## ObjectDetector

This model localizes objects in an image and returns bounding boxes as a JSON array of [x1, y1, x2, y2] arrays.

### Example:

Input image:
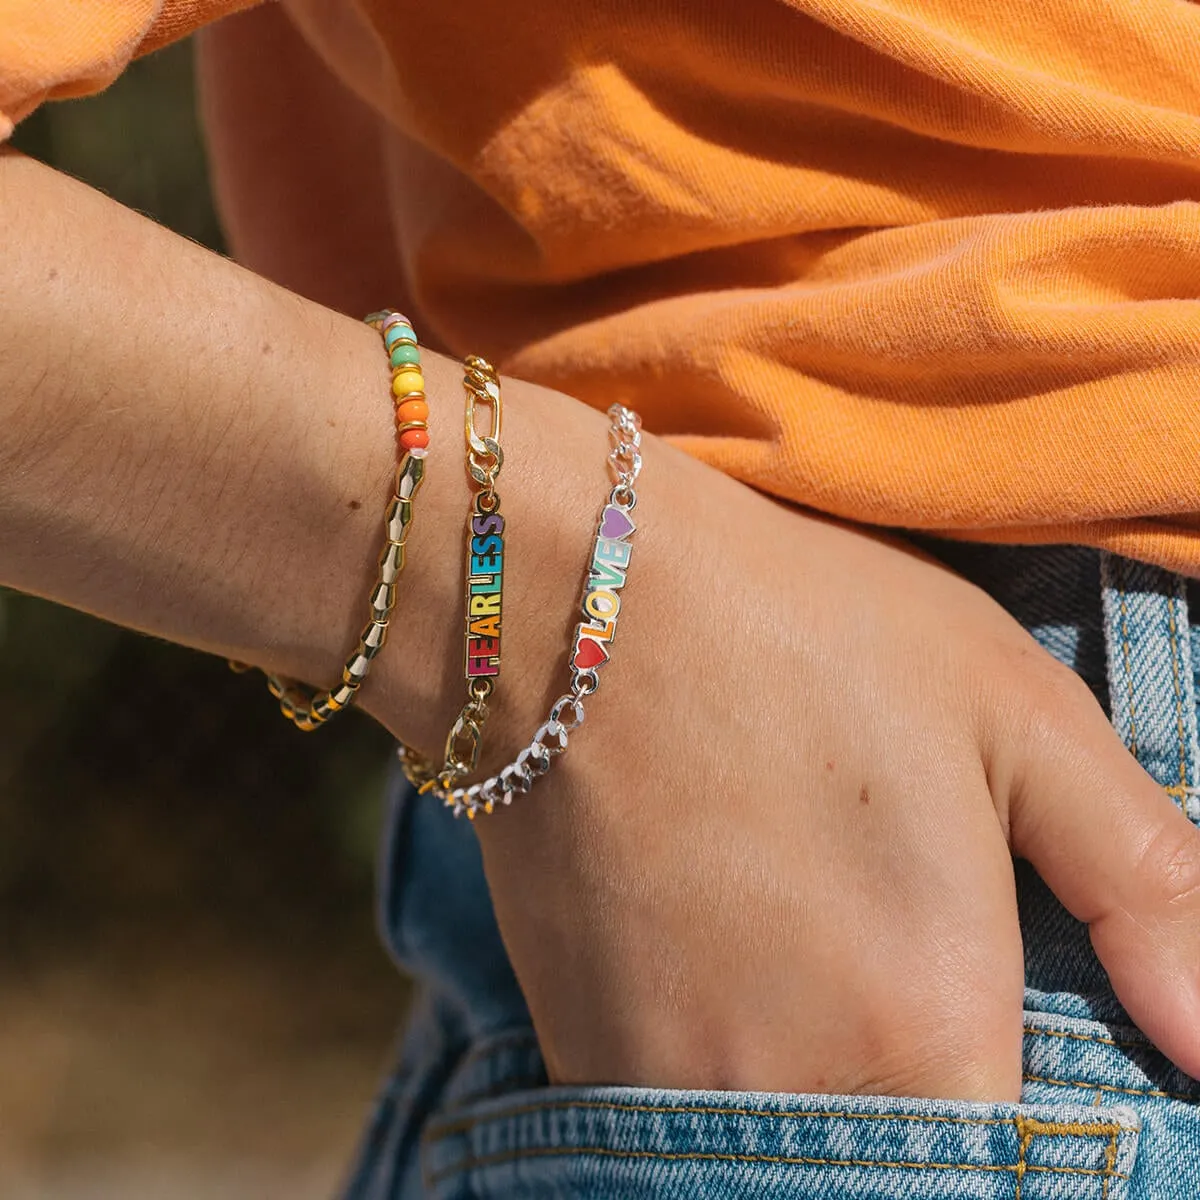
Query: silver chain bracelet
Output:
[[399, 402, 643, 818]]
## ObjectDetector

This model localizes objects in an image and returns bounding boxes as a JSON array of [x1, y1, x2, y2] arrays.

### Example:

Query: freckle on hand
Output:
[[347, 499, 361, 510], [859, 784, 870, 806], [825, 760, 835, 771]]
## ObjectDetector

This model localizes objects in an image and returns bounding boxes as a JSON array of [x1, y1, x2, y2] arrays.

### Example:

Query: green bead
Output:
[[389, 343, 421, 368], [384, 323, 416, 348]]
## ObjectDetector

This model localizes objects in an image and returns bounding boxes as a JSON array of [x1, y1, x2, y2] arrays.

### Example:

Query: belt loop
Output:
[[1099, 551, 1200, 822]]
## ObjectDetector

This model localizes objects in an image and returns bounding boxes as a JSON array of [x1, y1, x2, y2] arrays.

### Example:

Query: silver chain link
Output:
[[607, 403, 643, 508], [406, 403, 643, 818]]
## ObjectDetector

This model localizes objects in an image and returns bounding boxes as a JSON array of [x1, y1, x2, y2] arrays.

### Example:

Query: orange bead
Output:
[[399, 428, 430, 451], [397, 398, 429, 425]]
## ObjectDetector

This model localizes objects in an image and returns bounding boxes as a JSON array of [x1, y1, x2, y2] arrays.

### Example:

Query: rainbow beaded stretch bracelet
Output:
[[375, 310, 432, 454], [231, 309, 430, 730], [399, 403, 643, 817]]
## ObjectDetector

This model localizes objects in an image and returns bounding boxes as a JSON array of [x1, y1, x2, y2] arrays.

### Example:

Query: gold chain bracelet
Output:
[[230, 310, 430, 730], [402, 355, 504, 788]]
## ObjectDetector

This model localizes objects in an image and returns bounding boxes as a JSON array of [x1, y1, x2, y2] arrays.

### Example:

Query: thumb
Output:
[[988, 661, 1200, 1080]]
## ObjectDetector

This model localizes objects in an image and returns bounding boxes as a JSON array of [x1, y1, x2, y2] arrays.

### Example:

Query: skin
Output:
[[2, 6, 1199, 1107]]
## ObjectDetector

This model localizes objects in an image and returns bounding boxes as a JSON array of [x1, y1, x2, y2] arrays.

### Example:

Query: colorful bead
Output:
[[389, 343, 421, 368], [384, 323, 417, 349], [392, 369, 424, 397], [400, 428, 430, 451], [397, 398, 429, 425]]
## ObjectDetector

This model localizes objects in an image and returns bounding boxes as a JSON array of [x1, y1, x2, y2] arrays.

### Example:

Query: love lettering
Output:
[[466, 511, 504, 677], [572, 504, 636, 673]]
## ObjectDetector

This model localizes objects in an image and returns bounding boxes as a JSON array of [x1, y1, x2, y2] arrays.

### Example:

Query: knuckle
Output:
[[1138, 824, 1200, 910], [996, 649, 1102, 746], [1024, 655, 1100, 715], [972, 644, 1105, 800]]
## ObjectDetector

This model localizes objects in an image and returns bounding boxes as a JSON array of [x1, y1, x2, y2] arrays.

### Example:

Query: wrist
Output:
[[0, 151, 624, 764], [361, 357, 616, 765]]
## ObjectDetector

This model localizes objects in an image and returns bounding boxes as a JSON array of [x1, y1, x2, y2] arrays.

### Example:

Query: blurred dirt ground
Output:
[[0, 938, 406, 1199], [2, 39, 412, 1199]]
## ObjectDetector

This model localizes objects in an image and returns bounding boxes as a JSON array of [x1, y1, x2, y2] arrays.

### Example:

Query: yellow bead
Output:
[[392, 369, 424, 397]]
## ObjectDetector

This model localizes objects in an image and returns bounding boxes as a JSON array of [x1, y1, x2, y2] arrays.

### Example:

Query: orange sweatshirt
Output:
[[7, 0, 1200, 577]]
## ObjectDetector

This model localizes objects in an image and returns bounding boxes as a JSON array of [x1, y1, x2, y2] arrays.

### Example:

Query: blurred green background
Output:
[[2, 39, 409, 1200]]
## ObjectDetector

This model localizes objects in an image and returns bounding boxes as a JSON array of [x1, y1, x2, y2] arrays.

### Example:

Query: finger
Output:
[[987, 661, 1200, 1079]]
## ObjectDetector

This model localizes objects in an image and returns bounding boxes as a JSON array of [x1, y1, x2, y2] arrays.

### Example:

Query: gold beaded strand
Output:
[[230, 309, 429, 729]]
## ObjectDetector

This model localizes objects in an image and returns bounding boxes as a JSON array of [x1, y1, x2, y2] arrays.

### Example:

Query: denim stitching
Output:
[[1017, 1116, 1128, 1138], [1014, 1113, 1136, 1200], [1100, 1128, 1118, 1200], [1116, 558, 1140, 761], [428, 1099, 1136, 1141], [425, 1145, 1132, 1187], [1167, 578, 1188, 796], [1023, 1072, 1196, 1101], [1022, 1026, 1148, 1051], [431, 1100, 1024, 1138], [1013, 1121, 1031, 1200]]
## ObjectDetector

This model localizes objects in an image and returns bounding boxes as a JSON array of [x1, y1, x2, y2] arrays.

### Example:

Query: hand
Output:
[[474, 433, 1200, 1102]]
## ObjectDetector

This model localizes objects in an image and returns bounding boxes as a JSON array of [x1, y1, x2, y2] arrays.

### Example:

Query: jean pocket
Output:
[[1021, 996, 1200, 1199], [420, 1035, 1142, 1199]]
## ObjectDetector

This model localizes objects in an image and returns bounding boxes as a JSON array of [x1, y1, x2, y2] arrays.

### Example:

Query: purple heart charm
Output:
[[598, 505, 636, 541]]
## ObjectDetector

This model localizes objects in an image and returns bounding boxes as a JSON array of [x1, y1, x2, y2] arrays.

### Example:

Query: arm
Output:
[[6, 144, 1200, 1104], [0, 145, 598, 763]]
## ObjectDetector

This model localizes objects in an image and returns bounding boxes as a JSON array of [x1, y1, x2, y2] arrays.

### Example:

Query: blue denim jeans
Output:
[[342, 543, 1200, 1198]]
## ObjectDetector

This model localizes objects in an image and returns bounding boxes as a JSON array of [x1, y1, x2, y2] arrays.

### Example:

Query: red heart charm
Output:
[[573, 637, 609, 671]]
